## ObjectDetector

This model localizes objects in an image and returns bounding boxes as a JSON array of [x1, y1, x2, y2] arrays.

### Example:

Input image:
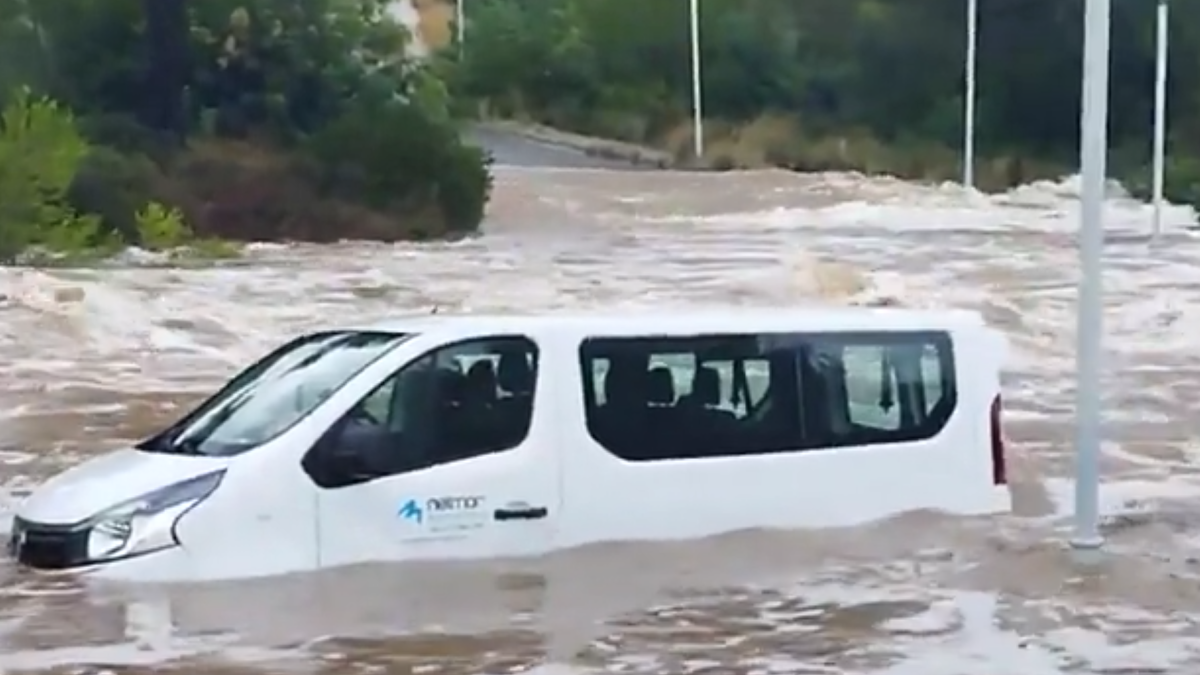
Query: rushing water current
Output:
[[2, 158, 1200, 674]]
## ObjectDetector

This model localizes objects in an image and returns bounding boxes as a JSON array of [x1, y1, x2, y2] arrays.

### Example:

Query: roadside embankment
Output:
[[469, 121, 673, 170]]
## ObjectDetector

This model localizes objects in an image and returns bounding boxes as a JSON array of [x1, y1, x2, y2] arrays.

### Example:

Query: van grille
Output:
[[9, 518, 90, 570]]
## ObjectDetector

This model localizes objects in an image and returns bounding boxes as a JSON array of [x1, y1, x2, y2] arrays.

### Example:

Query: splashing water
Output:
[[1, 166, 1200, 673]]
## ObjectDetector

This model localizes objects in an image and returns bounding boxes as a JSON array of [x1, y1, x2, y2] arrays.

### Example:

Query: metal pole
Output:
[[456, 0, 465, 53], [963, 0, 978, 188], [689, 0, 703, 158], [1071, 0, 1110, 563], [1151, 0, 1169, 240]]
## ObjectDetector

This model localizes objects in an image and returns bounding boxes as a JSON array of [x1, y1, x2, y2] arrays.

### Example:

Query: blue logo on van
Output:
[[398, 499, 424, 524]]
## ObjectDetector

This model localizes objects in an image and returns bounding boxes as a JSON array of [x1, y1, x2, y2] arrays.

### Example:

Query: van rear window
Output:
[[578, 331, 955, 462]]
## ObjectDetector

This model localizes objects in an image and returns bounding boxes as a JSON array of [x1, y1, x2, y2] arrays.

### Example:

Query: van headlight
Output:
[[86, 470, 225, 562]]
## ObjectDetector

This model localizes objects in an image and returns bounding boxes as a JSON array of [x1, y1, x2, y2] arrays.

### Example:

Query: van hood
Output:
[[16, 448, 232, 525]]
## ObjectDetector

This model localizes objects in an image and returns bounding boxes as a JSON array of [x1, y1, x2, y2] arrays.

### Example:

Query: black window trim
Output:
[[807, 330, 957, 443], [578, 329, 957, 463], [302, 333, 541, 488]]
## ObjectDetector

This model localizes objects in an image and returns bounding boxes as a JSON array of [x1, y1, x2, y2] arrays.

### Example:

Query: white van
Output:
[[8, 308, 1011, 581]]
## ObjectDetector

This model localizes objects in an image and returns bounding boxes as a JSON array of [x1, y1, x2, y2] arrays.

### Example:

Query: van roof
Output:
[[353, 306, 985, 337]]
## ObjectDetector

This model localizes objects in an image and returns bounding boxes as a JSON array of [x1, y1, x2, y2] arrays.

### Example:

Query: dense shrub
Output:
[[307, 101, 493, 238], [161, 139, 398, 243], [76, 114, 180, 165], [66, 146, 164, 245], [0, 0, 493, 262]]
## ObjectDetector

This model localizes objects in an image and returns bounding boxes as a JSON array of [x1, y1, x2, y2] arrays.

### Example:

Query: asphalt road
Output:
[[464, 125, 651, 169]]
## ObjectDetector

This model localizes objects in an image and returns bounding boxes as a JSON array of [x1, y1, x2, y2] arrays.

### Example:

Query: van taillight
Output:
[[990, 394, 1007, 485]]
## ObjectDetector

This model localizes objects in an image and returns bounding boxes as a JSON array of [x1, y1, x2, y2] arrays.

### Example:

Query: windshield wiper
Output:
[[168, 437, 205, 456]]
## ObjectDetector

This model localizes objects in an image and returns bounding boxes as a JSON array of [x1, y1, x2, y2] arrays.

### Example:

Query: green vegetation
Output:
[[0, 0, 492, 264], [445, 0, 1200, 202]]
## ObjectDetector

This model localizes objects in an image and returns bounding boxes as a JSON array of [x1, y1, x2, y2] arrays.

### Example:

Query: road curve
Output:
[[464, 125, 655, 170]]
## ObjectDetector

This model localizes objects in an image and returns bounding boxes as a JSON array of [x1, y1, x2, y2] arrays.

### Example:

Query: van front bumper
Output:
[[8, 516, 195, 581], [8, 517, 91, 570]]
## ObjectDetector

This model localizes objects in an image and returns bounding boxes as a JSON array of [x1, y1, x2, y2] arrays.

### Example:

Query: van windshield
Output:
[[141, 331, 410, 457]]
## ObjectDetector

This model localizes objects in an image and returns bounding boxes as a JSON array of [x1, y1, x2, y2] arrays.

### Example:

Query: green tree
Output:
[[0, 0, 494, 261], [185, 0, 417, 138], [450, 0, 1200, 201], [0, 89, 99, 262]]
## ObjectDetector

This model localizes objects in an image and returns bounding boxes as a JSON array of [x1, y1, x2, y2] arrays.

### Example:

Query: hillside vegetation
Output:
[[432, 0, 1200, 203], [0, 0, 492, 263]]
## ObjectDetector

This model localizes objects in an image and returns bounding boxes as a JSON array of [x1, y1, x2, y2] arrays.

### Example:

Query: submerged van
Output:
[[8, 308, 1011, 581]]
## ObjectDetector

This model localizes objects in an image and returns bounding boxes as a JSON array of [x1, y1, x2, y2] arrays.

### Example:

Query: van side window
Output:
[[578, 331, 955, 462], [841, 345, 901, 430], [302, 335, 539, 488]]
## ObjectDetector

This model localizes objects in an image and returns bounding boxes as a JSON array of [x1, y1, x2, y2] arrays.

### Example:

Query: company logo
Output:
[[427, 496, 482, 512], [396, 495, 485, 533], [398, 499, 424, 524]]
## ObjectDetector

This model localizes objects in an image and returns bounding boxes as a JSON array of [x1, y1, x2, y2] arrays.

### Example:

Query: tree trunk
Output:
[[142, 0, 189, 140]]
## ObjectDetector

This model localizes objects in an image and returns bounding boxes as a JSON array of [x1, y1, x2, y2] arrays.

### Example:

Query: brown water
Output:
[[2, 167, 1200, 673]]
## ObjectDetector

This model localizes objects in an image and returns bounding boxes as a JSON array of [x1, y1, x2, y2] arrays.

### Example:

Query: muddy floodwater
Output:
[[2, 156, 1200, 673]]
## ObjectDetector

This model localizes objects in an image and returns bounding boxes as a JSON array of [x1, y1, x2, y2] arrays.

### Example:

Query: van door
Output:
[[303, 335, 560, 567]]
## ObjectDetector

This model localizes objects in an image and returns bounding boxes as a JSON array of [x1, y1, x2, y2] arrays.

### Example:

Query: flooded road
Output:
[[2, 142, 1200, 673]]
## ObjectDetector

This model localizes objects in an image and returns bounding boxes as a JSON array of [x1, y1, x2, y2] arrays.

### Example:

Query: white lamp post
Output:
[[963, 0, 978, 188], [1151, 0, 1169, 239], [456, 0, 464, 53], [688, 0, 703, 158], [1071, 0, 1111, 563]]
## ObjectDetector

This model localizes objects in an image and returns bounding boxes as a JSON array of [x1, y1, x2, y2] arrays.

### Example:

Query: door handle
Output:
[[494, 506, 548, 521]]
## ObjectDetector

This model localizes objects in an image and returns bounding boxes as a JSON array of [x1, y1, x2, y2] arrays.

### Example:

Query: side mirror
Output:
[[316, 416, 351, 455], [302, 415, 363, 489]]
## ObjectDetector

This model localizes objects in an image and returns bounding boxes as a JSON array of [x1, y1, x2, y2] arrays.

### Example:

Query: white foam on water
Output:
[[0, 639, 303, 671], [3, 169, 1200, 670], [862, 591, 1200, 675], [1039, 476, 1200, 521], [522, 583, 1200, 674], [651, 173, 1196, 234]]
